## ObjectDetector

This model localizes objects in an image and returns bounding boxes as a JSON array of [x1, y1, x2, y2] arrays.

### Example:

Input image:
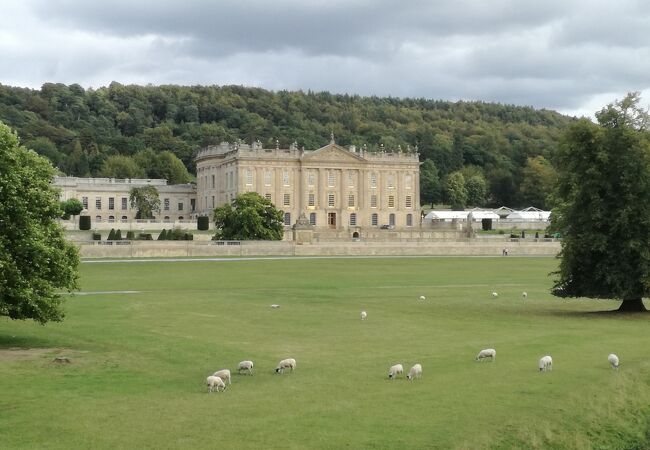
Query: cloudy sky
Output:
[[2, 0, 650, 117]]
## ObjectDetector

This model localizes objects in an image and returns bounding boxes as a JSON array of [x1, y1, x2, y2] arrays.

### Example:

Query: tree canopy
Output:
[[0, 121, 79, 324], [129, 185, 161, 219], [0, 82, 573, 207], [213, 192, 284, 240], [551, 93, 650, 311]]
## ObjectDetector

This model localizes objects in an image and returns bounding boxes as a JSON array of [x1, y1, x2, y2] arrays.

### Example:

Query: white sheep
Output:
[[492, 292, 498, 298], [360, 311, 367, 320], [388, 363, 404, 379], [538, 355, 553, 372], [270, 304, 280, 309], [476, 348, 496, 362], [212, 369, 232, 385], [406, 363, 422, 380], [522, 292, 528, 299], [238, 360, 254, 375], [608, 353, 620, 370], [206, 375, 226, 393], [419, 295, 426, 300], [275, 358, 296, 373]]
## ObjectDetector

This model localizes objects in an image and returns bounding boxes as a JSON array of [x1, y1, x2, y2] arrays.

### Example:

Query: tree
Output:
[[420, 159, 441, 207], [0, 122, 79, 324], [129, 185, 160, 219], [551, 93, 650, 311], [465, 174, 487, 207], [519, 156, 556, 209], [444, 171, 468, 209], [61, 198, 84, 222], [213, 192, 284, 240], [99, 155, 146, 179]]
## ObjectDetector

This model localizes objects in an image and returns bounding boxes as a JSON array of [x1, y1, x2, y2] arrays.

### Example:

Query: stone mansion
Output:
[[54, 138, 421, 232]]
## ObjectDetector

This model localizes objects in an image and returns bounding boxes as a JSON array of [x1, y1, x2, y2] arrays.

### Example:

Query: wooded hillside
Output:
[[0, 82, 573, 207]]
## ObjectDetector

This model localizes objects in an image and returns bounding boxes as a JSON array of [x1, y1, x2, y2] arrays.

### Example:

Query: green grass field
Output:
[[2, 257, 650, 449]]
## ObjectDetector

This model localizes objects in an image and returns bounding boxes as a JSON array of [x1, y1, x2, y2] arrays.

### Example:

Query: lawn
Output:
[[1, 257, 650, 449]]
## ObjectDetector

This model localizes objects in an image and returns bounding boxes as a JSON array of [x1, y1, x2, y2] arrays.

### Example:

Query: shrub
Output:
[[107, 228, 116, 240], [481, 218, 492, 231], [535, 232, 540, 239], [115, 229, 122, 240], [92, 232, 101, 241], [184, 233, 194, 241], [79, 215, 91, 230], [126, 231, 135, 240], [158, 229, 167, 240], [138, 233, 153, 240], [498, 230, 505, 235], [521, 230, 526, 238], [197, 216, 210, 231]]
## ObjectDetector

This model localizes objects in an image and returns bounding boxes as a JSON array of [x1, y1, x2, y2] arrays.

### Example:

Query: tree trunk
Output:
[[617, 298, 647, 312]]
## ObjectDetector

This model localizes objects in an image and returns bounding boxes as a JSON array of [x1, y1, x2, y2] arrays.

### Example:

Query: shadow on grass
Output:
[[0, 333, 60, 349]]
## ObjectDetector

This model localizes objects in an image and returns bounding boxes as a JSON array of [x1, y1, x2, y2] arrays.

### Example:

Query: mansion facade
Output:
[[53, 138, 421, 232], [195, 138, 421, 230]]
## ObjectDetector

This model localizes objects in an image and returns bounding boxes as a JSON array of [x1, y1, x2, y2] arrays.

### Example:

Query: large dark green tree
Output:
[[213, 192, 284, 240], [129, 185, 161, 219], [419, 159, 441, 207], [0, 122, 79, 324], [551, 93, 650, 311]]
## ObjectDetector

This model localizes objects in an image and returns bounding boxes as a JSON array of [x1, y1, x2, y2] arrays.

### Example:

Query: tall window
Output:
[[164, 198, 170, 211], [387, 175, 395, 189], [371, 213, 378, 226], [328, 171, 335, 187], [121, 197, 127, 210], [211, 196, 215, 208], [284, 212, 291, 225], [283, 171, 290, 186], [405, 174, 413, 189], [406, 213, 413, 227], [348, 171, 355, 187], [349, 213, 357, 226], [328, 193, 335, 207], [246, 169, 253, 185], [307, 172, 315, 187], [264, 171, 272, 186], [108, 197, 115, 210], [95, 197, 101, 210], [348, 194, 355, 207], [389, 213, 396, 226], [308, 193, 315, 207], [265, 193, 272, 201], [405, 196, 412, 208], [309, 212, 316, 225], [370, 173, 377, 189], [283, 193, 291, 207], [388, 195, 395, 208], [178, 202, 184, 211], [82, 196, 88, 209], [371, 194, 377, 208], [211, 174, 215, 189]]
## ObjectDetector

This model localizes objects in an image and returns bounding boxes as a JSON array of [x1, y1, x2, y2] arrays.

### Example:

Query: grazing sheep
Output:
[[608, 354, 620, 370], [238, 360, 254, 375], [406, 363, 422, 380], [538, 355, 553, 372], [206, 375, 226, 393], [360, 311, 367, 320], [419, 295, 426, 300], [212, 369, 232, 385], [522, 292, 528, 299], [270, 304, 280, 309], [388, 363, 404, 379], [275, 358, 296, 373], [476, 348, 496, 362], [492, 292, 498, 298]]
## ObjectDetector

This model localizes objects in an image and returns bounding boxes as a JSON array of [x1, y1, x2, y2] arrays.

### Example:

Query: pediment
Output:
[[302, 143, 366, 164]]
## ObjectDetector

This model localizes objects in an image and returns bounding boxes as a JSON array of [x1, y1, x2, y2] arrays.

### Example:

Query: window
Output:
[[164, 216, 170, 221], [95, 197, 101, 210], [348, 171, 355, 187], [283, 171, 290, 186], [371, 194, 377, 208], [307, 172, 315, 187], [164, 198, 170, 211], [389, 213, 396, 226], [264, 171, 272, 186], [82, 196, 88, 209], [388, 195, 395, 208], [406, 213, 413, 227], [371, 213, 378, 226], [108, 197, 115, 210], [309, 212, 316, 225], [211, 174, 215, 189], [388, 175, 395, 189], [211, 196, 215, 208], [405, 196, 412, 208], [308, 193, 315, 207], [283, 193, 290, 207], [121, 216, 128, 221], [370, 173, 377, 189], [328, 171, 335, 187], [178, 202, 184, 211], [265, 193, 272, 201], [121, 197, 127, 210], [246, 169, 253, 186], [95, 215, 102, 221], [284, 212, 291, 225], [350, 213, 357, 226], [348, 194, 355, 207], [108, 215, 115, 221], [328, 193, 335, 207], [405, 174, 413, 189], [228, 172, 233, 189]]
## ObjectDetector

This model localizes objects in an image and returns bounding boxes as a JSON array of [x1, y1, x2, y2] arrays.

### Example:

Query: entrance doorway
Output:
[[327, 212, 337, 228]]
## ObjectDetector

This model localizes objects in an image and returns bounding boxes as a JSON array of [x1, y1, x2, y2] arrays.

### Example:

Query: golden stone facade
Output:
[[195, 139, 421, 231]]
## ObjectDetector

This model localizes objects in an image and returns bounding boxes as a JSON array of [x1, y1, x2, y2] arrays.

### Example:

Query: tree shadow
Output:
[[0, 333, 60, 349]]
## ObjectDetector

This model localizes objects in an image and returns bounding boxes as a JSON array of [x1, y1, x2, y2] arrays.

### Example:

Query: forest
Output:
[[0, 82, 573, 208]]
